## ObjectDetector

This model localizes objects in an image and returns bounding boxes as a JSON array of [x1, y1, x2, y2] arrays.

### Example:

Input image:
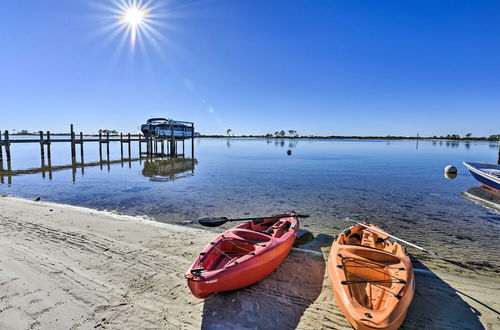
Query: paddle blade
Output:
[[198, 217, 228, 227]]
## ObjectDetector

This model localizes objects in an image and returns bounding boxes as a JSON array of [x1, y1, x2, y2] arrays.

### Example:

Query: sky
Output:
[[0, 0, 499, 137]]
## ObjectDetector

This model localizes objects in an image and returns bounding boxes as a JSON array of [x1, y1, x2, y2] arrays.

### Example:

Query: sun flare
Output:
[[117, 2, 151, 47], [122, 7, 147, 27]]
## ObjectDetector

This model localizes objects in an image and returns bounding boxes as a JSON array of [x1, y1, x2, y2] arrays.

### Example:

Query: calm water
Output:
[[1, 138, 499, 274]]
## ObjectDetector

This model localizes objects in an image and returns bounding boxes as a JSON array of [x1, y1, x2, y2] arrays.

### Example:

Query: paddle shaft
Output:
[[343, 217, 441, 258], [220, 214, 304, 223]]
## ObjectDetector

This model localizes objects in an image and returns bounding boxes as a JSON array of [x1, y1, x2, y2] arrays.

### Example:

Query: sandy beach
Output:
[[0, 196, 498, 329]]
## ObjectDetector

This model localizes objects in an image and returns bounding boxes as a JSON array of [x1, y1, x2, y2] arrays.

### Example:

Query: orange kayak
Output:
[[185, 212, 299, 298], [328, 222, 415, 330]]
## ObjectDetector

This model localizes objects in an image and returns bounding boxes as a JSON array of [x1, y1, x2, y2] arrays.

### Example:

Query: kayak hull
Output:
[[186, 213, 299, 298], [328, 223, 415, 330]]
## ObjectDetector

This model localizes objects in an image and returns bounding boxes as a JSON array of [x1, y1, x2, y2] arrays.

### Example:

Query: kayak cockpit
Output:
[[198, 236, 260, 272], [337, 248, 406, 311]]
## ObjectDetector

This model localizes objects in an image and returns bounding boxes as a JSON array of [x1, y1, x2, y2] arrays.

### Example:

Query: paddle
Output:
[[198, 213, 310, 227], [341, 217, 472, 270]]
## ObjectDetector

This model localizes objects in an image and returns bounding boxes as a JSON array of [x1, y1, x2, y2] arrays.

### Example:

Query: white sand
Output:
[[0, 196, 498, 329]]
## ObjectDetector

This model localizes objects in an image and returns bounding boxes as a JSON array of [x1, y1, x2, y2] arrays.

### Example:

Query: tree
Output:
[[227, 129, 232, 137], [465, 133, 472, 138], [288, 130, 296, 137], [488, 134, 500, 141], [279, 130, 286, 137]]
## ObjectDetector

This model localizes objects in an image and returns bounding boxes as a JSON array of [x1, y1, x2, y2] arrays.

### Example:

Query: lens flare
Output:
[[119, 2, 149, 46]]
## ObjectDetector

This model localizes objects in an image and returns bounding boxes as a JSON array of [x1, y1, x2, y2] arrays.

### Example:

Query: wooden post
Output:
[[81, 134, 85, 175], [139, 135, 142, 157], [39, 131, 45, 159], [46, 131, 52, 161], [170, 122, 175, 156], [161, 140, 164, 156], [128, 133, 131, 158], [191, 123, 195, 159], [99, 131, 103, 160], [47, 131, 52, 180], [106, 132, 110, 158], [5, 130, 11, 162], [39, 131, 45, 178], [70, 124, 76, 160], [79, 132, 84, 164], [182, 139, 185, 157], [0, 131, 3, 168], [120, 133, 124, 158]]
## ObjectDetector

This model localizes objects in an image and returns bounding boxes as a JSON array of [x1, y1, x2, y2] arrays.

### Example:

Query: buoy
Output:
[[287, 149, 292, 156], [444, 165, 457, 174], [444, 165, 457, 179], [444, 172, 457, 179]]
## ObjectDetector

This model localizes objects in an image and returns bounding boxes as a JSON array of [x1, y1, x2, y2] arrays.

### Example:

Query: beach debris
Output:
[[34, 196, 41, 202]]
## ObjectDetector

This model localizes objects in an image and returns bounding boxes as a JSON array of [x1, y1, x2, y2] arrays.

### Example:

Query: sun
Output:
[[122, 6, 147, 27], [94, 0, 175, 55], [118, 2, 151, 47]]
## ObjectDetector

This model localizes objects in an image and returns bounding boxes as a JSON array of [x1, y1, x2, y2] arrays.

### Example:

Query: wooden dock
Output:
[[0, 124, 196, 184]]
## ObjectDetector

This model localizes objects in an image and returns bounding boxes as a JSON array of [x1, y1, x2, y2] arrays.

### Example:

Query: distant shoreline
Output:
[[7, 133, 499, 142], [199, 135, 500, 142]]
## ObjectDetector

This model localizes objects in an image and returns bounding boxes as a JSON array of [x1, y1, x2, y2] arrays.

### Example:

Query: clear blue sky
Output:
[[0, 0, 499, 136]]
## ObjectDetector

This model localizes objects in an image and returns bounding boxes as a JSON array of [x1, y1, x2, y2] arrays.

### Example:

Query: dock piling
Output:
[[5, 130, 11, 163], [0, 131, 3, 168], [106, 132, 110, 159], [98, 132, 103, 160], [70, 124, 76, 160], [120, 133, 124, 158], [138, 136, 142, 157], [191, 123, 195, 159], [46, 131, 52, 161], [79, 132, 84, 165], [128, 133, 131, 158]]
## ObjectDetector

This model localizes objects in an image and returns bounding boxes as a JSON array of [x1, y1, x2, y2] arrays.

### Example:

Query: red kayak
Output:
[[185, 212, 299, 298]]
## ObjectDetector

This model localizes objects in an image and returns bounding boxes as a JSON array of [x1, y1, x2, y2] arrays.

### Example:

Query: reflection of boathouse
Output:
[[142, 158, 197, 182]]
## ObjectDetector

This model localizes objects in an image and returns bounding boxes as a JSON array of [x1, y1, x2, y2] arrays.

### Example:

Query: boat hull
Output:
[[186, 213, 299, 298], [463, 162, 500, 191]]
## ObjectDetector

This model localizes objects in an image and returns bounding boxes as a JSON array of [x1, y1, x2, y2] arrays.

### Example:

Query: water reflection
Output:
[[142, 158, 197, 182], [461, 186, 500, 213]]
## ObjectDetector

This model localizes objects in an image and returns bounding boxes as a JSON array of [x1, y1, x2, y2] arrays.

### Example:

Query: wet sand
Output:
[[0, 196, 498, 329]]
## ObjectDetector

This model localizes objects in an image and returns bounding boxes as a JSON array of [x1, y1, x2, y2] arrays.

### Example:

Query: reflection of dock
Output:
[[0, 123, 197, 185], [0, 155, 197, 185], [0, 123, 195, 178], [461, 186, 500, 213], [141, 158, 198, 182]]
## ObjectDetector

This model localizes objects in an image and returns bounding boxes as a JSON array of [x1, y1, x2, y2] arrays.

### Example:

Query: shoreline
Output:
[[0, 196, 498, 329]]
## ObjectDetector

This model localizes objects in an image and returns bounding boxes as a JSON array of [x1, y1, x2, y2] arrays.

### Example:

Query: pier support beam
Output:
[[5, 130, 11, 163], [128, 133, 131, 158], [0, 131, 3, 169], [70, 124, 76, 160], [191, 123, 195, 159]]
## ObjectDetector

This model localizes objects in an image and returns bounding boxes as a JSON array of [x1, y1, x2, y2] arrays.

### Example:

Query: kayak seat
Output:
[[265, 220, 289, 238], [229, 229, 272, 243], [349, 233, 361, 242]]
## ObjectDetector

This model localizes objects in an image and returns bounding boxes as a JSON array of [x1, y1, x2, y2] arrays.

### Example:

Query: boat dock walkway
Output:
[[0, 124, 195, 184]]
